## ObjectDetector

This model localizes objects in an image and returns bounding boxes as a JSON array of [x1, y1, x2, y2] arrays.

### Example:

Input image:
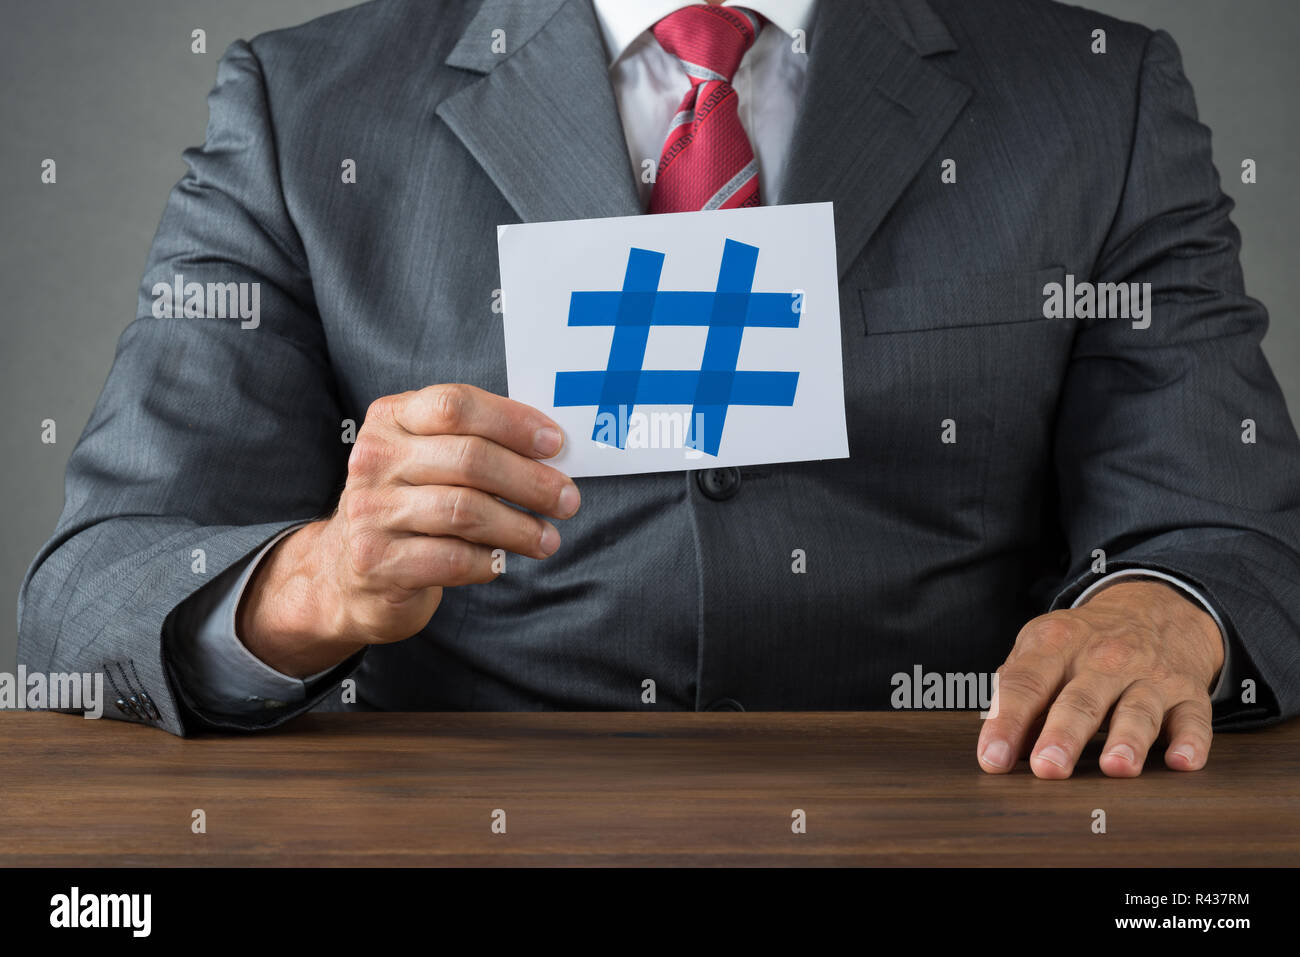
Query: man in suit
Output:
[[18, 0, 1300, 779]]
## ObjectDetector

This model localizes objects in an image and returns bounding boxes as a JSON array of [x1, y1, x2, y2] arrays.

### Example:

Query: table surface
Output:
[[2, 711, 1296, 866]]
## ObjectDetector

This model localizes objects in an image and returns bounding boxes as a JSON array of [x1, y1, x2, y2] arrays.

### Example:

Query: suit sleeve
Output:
[[17, 40, 361, 736], [1050, 29, 1300, 728], [166, 522, 348, 721]]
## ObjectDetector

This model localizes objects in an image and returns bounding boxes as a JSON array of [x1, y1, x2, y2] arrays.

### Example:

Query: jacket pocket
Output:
[[858, 266, 1066, 335]]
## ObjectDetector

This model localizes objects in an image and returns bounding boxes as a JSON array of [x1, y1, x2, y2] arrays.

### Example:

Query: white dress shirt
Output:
[[169, 0, 1233, 717]]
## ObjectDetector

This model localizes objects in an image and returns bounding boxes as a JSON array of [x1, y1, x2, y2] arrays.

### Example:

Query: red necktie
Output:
[[649, 4, 765, 214]]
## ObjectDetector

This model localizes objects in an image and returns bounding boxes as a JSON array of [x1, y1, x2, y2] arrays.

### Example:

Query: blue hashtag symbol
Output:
[[553, 239, 800, 457]]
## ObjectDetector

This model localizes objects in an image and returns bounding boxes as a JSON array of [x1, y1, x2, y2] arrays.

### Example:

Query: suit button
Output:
[[696, 467, 741, 501], [705, 697, 745, 711]]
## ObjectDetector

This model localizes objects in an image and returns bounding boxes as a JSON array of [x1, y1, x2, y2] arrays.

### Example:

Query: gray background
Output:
[[3, 0, 1297, 669]]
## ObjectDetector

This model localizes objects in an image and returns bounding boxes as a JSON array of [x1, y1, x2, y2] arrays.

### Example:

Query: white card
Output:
[[497, 202, 849, 478]]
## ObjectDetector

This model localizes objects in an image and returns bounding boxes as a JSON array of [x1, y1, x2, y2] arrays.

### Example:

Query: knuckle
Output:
[[998, 666, 1052, 703], [428, 384, 469, 433], [343, 489, 383, 526], [441, 543, 475, 581], [1019, 616, 1079, 655], [1183, 708, 1213, 738], [1146, 663, 1175, 685], [1175, 696, 1213, 728], [1055, 684, 1107, 722], [1087, 636, 1140, 672], [347, 527, 390, 578], [348, 432, 393, 480], [450, 434, 486, 478], [365, 394, 397, 427], [1121, 693, 1165, 736], [444, 487, 479, 532]]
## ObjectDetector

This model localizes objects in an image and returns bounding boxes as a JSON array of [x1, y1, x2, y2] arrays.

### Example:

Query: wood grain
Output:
[[1, 711, 1296, 866]]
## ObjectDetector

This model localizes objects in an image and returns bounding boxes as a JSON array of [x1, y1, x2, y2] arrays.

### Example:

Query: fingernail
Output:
[[1106, 743, 1136, 764], [1170, 744, 1196, 765], [557, 483, 581, 517], [539, 524, 561, 557], [1034, 745, 1069, 769], [534, 427, 563, 457], [981, 740, 1012, 769]]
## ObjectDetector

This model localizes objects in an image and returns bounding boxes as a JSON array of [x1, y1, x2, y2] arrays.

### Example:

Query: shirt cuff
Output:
[[167, 522, 334, 716], [1071, 568, 1232, 702]]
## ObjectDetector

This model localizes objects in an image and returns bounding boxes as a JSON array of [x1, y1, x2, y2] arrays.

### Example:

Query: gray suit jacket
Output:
[[18, 0, 1300, 734]]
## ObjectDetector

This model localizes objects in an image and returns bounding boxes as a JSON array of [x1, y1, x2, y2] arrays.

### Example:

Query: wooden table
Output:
[[1, 711, 1296, 866]]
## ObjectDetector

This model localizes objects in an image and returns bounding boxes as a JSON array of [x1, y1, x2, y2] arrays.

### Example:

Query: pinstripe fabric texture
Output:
[[16, 0, 1300, 735]]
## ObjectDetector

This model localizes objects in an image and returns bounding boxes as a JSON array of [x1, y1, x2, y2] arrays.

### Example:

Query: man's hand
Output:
[[977, 580, 1224, 779], [236, 384, 580, 677]]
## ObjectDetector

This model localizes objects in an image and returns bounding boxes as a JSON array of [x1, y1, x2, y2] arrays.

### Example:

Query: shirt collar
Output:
[[591, 0, 817, 66]]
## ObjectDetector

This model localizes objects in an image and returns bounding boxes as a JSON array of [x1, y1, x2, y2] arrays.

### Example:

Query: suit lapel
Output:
[[777, 0, 972, 278], [436, 0, 641, 224], [437, 0, 969, 267]]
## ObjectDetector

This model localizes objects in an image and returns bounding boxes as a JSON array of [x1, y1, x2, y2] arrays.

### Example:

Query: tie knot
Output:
[[652, 5, 764, 85]]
